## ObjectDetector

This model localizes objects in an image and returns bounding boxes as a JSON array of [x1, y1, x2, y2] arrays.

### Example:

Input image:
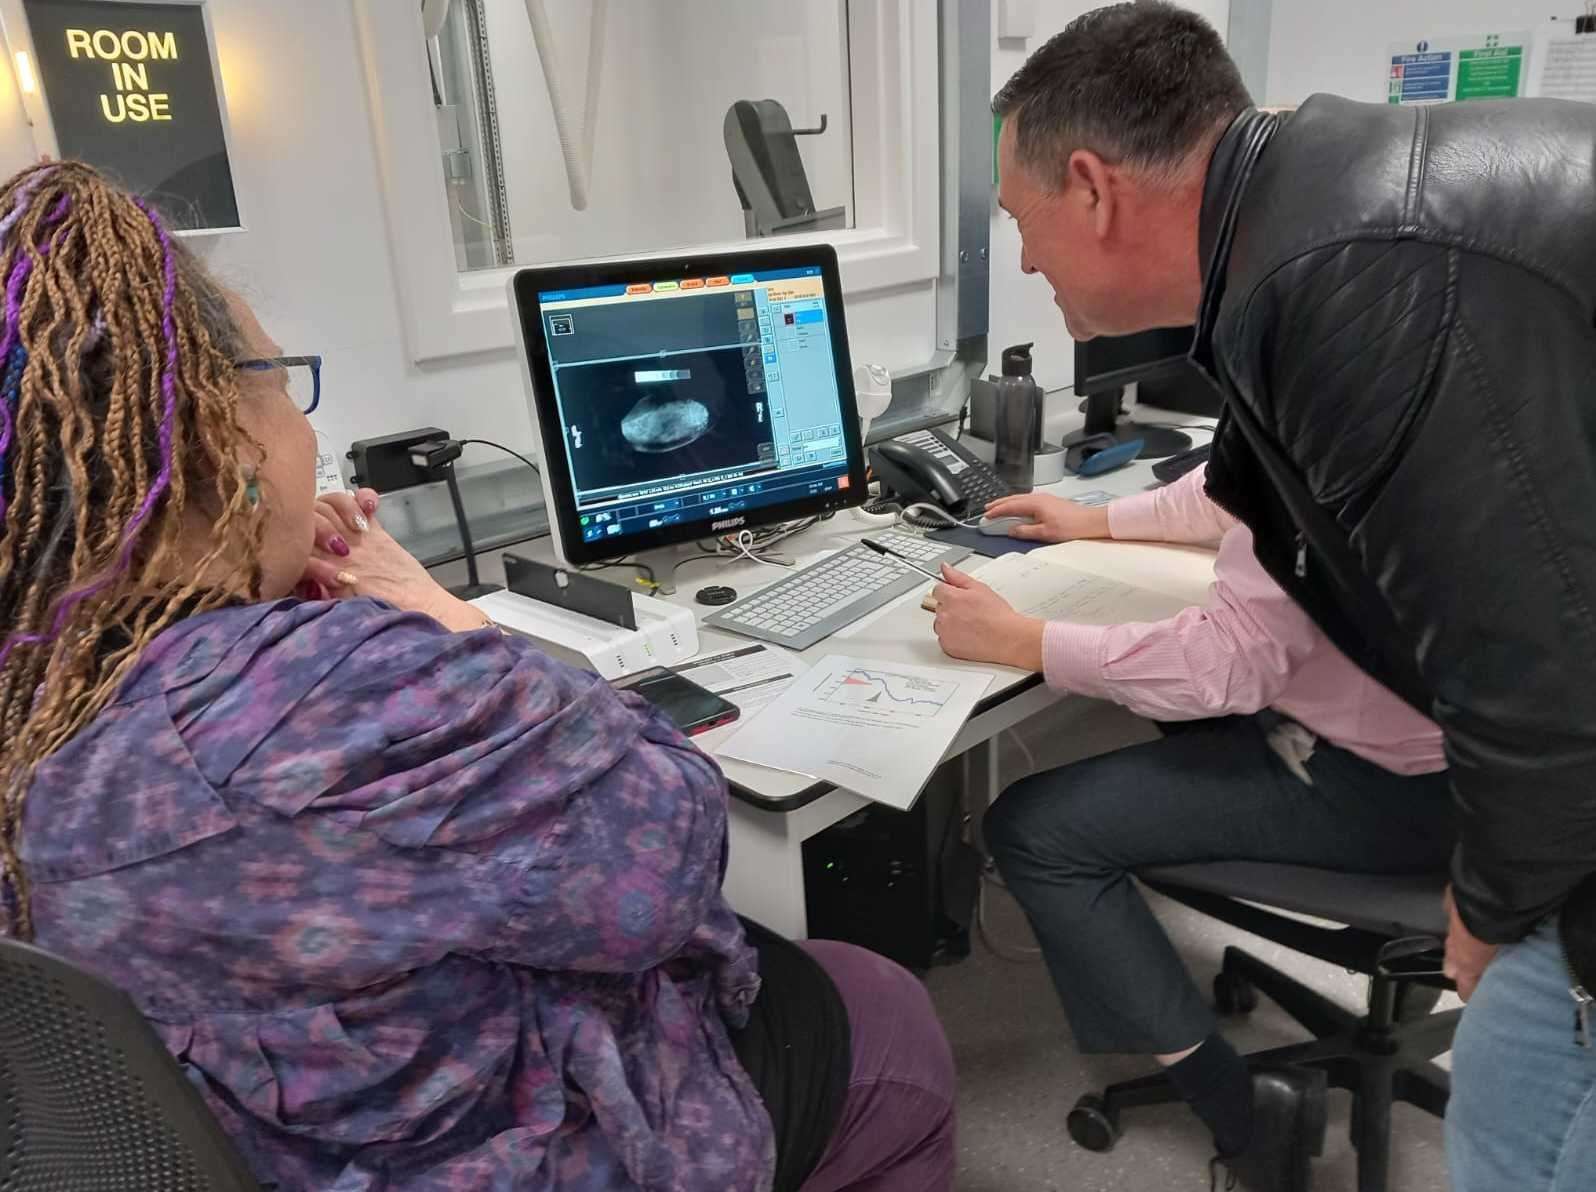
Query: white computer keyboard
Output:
[[703, 530, 971, 650]]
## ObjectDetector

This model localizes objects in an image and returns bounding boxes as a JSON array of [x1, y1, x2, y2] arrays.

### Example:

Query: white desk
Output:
[[443, 411, 1217, 936]]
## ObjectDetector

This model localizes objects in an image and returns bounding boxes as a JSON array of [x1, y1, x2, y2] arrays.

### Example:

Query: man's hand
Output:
[[983, 492, 1111, 544], [931, 564, 1045, 670], [1443, 884, 1500, 1002]]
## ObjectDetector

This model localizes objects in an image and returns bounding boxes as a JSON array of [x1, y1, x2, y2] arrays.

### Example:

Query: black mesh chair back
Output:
[[0, 936, 261, 1191]]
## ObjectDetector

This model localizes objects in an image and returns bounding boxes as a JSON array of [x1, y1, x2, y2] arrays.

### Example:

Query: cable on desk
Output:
[[896, 502, 985, 533], [727, 528, 794, 569], [669, 552, 729, 585], [458, 438, 541, 474], [697, 518, 818, 568], [579, 558, 658, 590]]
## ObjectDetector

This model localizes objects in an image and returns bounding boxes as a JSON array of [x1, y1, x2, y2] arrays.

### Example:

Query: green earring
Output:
[[243, 468, 261, 507]]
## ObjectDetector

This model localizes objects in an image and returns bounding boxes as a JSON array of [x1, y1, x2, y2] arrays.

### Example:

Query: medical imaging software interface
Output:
[[538, 268, 851, 545]]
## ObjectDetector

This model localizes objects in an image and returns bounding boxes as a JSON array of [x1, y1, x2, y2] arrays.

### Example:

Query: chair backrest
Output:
[[724, 99, 820, 226], [0, 936, 261, 1191]]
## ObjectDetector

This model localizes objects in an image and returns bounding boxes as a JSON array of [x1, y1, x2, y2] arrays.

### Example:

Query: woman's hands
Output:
[[298, 488, 491, 634], [930, 564, 1045, 671], [983, 492, 1112, 544]]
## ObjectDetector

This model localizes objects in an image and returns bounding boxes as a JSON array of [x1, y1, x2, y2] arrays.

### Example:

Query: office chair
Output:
[[1066, 862, 1457, 1192], [0, 935, 262, 1191]]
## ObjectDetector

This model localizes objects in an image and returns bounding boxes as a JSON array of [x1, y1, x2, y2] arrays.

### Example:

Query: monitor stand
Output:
[[443, 467, 503, 600], [1059, 387, 1192, 460]]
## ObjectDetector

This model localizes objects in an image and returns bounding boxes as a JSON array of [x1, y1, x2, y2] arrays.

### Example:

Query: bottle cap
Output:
[[1001, 343, 1035, 377]]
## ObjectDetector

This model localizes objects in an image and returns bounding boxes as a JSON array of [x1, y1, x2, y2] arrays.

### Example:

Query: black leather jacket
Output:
[[1195, 96, 1596, 944]]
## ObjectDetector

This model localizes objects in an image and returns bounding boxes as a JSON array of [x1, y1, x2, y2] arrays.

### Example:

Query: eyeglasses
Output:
[[235, 355, 322, 416]]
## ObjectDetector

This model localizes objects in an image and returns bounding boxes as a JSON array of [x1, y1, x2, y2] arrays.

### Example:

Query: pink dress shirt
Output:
[[1041, 466, 1446, 776]]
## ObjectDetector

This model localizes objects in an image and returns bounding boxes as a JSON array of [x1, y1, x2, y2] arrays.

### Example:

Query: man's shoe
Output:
[[1210, 1066, 1328, 1192]]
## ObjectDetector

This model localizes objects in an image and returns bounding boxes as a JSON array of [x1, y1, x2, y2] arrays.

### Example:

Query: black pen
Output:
[[861, 538, 945, 582]]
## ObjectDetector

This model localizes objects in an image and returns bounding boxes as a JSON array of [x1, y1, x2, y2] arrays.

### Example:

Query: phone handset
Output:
[[871, 440, 969, 514]]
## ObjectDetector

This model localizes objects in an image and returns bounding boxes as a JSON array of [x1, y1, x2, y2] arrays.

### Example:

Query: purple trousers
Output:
[[796, 941, 957, 1192]]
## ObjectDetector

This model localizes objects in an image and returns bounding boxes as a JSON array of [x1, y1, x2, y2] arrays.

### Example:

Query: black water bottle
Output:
[[992, 343, 1043, 491]]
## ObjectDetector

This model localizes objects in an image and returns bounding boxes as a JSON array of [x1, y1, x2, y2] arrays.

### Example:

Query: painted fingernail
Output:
[[360, 496, 378, 515], [336, 571, 358, 587], [328, 535, 350, 557], [353, 514, 370, 533]]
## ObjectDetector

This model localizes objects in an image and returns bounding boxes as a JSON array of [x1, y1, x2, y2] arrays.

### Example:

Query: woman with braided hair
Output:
[[0, 163, 955, 1192]]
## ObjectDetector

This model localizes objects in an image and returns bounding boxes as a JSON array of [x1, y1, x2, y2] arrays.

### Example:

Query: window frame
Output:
[[352, 0, 939, 363]]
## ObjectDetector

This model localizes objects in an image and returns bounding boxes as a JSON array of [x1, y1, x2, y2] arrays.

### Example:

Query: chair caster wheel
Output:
[[1067, 1094, 1120, 1153], [1214, 970, 1259, 1015]]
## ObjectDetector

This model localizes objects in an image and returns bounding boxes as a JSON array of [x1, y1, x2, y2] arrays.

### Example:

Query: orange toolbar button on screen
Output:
[[706, 276, 731, 287], [681, 278, 705, 290], [626, 283, 651, 295]]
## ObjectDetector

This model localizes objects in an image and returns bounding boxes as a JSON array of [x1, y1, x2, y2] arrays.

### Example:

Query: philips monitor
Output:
[[1067, 326, 1216, 460], [512, 245, 867, 566]]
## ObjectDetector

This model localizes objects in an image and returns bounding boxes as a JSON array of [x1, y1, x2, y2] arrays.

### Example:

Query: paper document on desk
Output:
[[923, 551, 1201, 624], [676, 643, 803, 713], [716, 655, 992, 810]]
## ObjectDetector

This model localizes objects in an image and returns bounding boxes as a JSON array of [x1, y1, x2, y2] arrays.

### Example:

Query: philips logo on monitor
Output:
[[711, 517, 747, 532]]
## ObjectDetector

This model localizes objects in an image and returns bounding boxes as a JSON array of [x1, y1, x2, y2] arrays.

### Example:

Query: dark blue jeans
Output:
[[985, 713, 1455, 1055]]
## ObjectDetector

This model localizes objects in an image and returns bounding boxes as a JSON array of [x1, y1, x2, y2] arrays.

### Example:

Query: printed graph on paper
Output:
[[815, 666, 958, 719]]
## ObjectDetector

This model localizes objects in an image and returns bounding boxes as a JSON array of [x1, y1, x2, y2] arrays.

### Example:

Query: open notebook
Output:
[[821, 537, 1217, 682], [921, 539, 1217, 626]]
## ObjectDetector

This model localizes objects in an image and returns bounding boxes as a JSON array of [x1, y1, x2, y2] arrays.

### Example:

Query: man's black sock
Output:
[[1165, 1034, 1254, 1156]]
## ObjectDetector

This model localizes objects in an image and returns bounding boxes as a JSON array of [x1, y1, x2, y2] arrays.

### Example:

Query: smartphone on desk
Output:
[[611, 667, 741, 736], [869, 428, 1015, 516]]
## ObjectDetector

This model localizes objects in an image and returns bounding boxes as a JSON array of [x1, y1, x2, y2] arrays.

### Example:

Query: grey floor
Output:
[[924, 699, 1456, 1192]]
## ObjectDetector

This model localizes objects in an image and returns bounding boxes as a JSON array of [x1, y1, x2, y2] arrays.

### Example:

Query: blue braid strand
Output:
[[0, 341, 27, 500]]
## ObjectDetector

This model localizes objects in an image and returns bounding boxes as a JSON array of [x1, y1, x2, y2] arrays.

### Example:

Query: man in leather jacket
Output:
[[979, 4, 1596, 1190]]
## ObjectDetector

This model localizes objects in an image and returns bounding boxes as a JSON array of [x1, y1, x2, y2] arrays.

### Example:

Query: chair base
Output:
[[1068, 945, 1458, 1192]]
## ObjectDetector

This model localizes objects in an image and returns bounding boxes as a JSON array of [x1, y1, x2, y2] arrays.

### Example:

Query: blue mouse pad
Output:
[[928, 525, 1047, 559]]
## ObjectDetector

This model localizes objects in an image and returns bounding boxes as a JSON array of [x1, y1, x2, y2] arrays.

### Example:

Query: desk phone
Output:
[[870, 429, 1016, 517]]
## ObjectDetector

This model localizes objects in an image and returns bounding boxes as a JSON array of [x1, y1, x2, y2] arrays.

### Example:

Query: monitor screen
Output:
[[514, 247, 866, 565], [1074, 326, 1195, 395]]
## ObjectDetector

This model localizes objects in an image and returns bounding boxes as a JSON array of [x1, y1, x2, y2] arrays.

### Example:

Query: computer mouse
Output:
[[978, 516, 1028, 537]]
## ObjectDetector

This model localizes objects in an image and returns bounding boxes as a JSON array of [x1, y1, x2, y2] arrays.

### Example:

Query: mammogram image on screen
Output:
[[559, 348, 777, 493]]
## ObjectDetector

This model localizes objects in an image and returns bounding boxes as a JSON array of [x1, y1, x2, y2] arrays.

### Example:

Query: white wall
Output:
[[1264, 0, 1551, 105], [986, 0, 1231, 394]]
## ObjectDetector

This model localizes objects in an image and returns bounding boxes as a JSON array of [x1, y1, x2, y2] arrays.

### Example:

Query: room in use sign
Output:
[[22, 0, 241, 231]]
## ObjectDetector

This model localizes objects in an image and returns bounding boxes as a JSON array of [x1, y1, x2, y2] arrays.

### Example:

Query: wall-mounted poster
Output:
[[1387, 31, 1531, 106]]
